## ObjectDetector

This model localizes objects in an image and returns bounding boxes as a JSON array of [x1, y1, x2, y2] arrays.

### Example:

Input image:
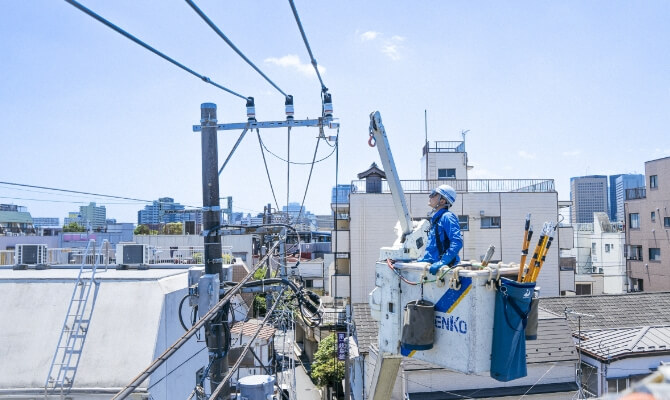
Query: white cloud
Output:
[[264, 54, 325, 77], [381, 44, 401, 60], [518, 150, 536, 160], [360, 31, 380, 41], [562, 150, 582, 157], [359, 31, 406, 60]]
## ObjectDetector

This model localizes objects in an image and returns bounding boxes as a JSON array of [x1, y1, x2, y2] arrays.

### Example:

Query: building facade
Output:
[[614, 174, 644, 222], [137, 197, 202, 226], [625, 156, 670, 292], [571, 175, 608, 224]]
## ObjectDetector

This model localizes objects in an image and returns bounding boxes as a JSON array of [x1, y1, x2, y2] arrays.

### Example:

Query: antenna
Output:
[[564, 308, 594, 399]]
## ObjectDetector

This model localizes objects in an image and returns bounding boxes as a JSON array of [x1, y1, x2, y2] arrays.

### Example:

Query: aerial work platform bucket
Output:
[[490, 278, 536, 382], [370, 260, 519, 375]]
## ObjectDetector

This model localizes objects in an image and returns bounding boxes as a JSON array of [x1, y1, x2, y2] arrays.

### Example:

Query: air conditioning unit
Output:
[[15, 244, 47, 265], [116, 243, 149, 266]]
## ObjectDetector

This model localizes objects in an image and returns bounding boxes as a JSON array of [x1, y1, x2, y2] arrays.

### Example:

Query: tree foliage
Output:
[[63, 222, 86, 232], [310, 333, 345, 387], [161, 222, 183, 235], [134, 224, 150, 235]]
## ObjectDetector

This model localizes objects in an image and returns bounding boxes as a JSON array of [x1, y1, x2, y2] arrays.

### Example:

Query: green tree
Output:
[[134, 224, 150, 235], [310, 333, 345, 387], [63, 222, 86, 232], [161, 222, 183, 235]]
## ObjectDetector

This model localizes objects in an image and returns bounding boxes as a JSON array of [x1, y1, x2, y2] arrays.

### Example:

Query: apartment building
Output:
[[625, 156, 670, 292], [331, 140, 567, 303]]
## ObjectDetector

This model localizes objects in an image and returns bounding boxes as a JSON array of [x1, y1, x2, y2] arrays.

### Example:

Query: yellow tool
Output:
[[517, 214, 532, 282], [523, 225, 547, 283], [529, 224, 556, 282]]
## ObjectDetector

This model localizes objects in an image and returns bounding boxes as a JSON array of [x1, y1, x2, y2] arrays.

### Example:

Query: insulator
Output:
[[323, 92, 333, 117], [285, 95, 294, 120], [246, 97, 256, 121]]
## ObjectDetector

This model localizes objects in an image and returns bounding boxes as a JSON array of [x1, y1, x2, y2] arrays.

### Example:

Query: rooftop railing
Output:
[[351, 178, 555, 194], [422, 141, 465, 154]]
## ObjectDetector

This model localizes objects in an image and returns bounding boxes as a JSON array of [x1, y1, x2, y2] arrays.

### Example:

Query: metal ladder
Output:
[[44, 239, 107, 396]]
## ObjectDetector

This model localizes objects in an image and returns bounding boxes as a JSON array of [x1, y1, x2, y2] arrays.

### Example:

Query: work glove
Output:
[[429, 261, 444, 275]]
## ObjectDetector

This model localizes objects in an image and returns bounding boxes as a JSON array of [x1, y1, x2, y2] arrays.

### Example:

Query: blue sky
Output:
[[1, 1, 669, 223]]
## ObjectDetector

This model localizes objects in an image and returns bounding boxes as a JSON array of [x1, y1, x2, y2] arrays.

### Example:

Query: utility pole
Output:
[[199, 103, 229, 398]]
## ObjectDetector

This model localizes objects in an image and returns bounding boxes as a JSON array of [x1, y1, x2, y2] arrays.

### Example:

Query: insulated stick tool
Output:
[[522, 223, 548, 283], [517, 214, 532, 281], [527, 223, 556, 283]]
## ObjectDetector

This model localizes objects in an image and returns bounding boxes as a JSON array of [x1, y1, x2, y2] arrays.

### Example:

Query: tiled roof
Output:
[[539, 292, 670, 331], [230, 319, 276, 341], [352, 303, 378, 355], [578, 326, 670, 361], [352, 302, 578, 365]]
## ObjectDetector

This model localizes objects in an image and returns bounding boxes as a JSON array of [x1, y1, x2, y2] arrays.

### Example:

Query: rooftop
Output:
[[577, 325, 670, 362], [351, 178, 555, 194], [540, 292, 670, 331]]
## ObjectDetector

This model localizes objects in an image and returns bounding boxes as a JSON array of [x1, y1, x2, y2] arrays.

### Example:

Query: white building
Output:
[[571, 212, 626, 295]]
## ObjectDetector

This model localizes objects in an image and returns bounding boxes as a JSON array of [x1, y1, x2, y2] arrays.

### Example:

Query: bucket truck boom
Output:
[[368, 111, 430, 261]]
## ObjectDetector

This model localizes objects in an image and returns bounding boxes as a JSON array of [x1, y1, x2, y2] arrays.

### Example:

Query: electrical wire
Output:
[[286, 126, 291, 217], [209, 287, 287, 400], [0, 181, 153, 204], [185, 0, 288, 98], [295, 136, 321, 224], [64, 0, 247, 100], [287, 0, 327, 92], [256, 129, 281, 212], [257, 134, 336, 164]]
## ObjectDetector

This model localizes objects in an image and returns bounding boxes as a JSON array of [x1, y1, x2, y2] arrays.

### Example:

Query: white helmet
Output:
[[432, 184, 457, 207]]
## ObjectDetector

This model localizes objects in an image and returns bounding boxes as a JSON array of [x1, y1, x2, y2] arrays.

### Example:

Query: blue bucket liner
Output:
[[490, 277, 536, 382]]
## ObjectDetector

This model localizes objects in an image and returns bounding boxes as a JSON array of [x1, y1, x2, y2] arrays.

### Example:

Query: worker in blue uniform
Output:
[[418, 184, 463, 275]]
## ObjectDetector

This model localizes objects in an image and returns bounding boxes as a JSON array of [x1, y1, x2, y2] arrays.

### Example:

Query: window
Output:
[[608, 377, 628, 394], [481, 216, 501, 229], [305, 279, 314, 288], [438, 168, 456, 179], [665, 217, 670, 228], [629, 213, 640, 229], [649, 248, 661, 261], [629, 245, 643, 261], [605, 244, 611, 253], [650, 175, 658, 189], [458, 215, 469, 231], [651, 211, 656, 223], [576, 283, 592, 296], [592, 242, 597, 255]]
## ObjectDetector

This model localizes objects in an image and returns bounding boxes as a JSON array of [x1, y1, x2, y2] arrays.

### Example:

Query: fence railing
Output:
[[351, 178, 555, 194]]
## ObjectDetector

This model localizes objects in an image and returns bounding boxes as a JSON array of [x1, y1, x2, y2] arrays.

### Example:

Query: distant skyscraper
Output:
[[570, 175, 608, 223], [615, 174, 644, 222]]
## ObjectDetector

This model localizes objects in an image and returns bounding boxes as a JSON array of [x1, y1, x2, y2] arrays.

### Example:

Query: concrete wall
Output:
[[0, 268, 205, 399], [0, 235, 59, 250]]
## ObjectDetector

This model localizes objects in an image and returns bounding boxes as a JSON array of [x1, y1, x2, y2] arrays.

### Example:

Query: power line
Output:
[[185, 0, 288, 98], [0, 181, 152, 203], [256, 129, 281, 213], [64, 0, 247, 100], [287, 0, 327, 92], [257, 134, 336, 165]]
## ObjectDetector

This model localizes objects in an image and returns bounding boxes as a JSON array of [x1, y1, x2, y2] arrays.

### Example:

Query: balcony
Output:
[[625, 187, 646, 200], [351, 178, 555, 194]]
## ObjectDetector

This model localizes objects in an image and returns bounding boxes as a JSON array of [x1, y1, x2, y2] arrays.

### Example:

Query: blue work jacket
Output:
[[418, 208, 463, 266]]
